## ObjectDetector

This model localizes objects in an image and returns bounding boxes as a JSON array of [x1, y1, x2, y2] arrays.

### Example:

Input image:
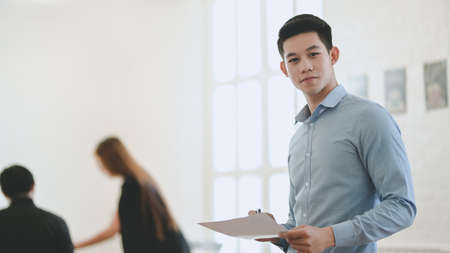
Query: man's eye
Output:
[[289, 58, 299, 63], [310, 52, 320, 57]]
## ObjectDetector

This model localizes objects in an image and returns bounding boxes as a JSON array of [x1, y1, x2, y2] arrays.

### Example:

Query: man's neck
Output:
[[306, 81, 338, 114], [8, 192, 33, 203]]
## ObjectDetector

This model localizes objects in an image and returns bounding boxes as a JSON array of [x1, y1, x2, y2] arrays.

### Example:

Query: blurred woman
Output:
[[75, 137, 190, 253]]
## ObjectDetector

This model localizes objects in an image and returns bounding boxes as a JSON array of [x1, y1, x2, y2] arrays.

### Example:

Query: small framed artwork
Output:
[[424, 60, 448, 110], [346, 74, 368, 98], [385, 68, 407, 114]]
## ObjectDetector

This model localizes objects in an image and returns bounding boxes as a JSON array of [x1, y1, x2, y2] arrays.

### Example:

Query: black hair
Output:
[[0, 165, 35, 199], [277, 14, 333, 58]]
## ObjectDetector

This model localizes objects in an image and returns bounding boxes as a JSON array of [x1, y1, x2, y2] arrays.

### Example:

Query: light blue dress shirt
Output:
[[278, 85, 416, 253]]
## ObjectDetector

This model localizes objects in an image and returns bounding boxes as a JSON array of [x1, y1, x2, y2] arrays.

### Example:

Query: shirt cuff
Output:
[[272, 239, 289, 252], [331, 220, 356, 247]]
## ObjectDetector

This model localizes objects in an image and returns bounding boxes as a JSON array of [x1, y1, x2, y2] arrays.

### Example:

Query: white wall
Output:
[[0, 0, 206, 252], [3, 0, 448, 251], [325, 0, 450, 249]]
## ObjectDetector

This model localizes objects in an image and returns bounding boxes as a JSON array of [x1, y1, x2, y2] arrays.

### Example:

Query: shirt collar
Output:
[[10, 197, 35, 207], [295, 104, 312, 123], [295, 85, 347, 123]]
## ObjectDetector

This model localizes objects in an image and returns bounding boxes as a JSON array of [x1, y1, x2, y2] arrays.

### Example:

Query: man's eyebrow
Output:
[[285, 45, 321, 58], [306, 45, 320, 51], [286, 52, 297, 58]]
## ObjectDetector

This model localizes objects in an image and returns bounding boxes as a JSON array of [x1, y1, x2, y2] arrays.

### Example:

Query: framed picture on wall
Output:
[[424, 60, 448, 110], [384, 68, 407, 114], [346, 74, 368, 98]]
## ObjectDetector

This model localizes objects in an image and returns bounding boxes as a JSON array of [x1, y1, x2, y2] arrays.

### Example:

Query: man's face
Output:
[[280, 32, 338, 99]]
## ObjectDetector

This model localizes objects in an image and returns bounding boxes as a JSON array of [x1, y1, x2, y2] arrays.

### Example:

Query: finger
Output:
[[255, 238, 277, 242], [286, 237, 309, 246], [291, 244, 309, 252], [295, 248, 308, 253], [289, 240, 309, 248], [279, 231, 288, 238], [278, 231, 292, 240], [248, 210, 257, 215], [279, 231, 296, 239], [264, 213, 275, 220], [280, 230, 307, 241]]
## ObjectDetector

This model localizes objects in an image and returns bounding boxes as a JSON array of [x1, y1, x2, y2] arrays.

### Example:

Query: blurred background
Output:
[[0, 0, 449, 252]]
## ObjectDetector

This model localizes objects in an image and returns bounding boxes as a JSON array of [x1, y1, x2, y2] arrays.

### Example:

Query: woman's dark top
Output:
[[118, 176, 190, 253]]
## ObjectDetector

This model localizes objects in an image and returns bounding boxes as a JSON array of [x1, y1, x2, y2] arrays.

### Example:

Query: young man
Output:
[[250, 14, 416, 253], [0, 165, 74, 253]]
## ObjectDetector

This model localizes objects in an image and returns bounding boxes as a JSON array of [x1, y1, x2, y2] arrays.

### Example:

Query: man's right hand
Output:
[[247, 210, 281, 244]]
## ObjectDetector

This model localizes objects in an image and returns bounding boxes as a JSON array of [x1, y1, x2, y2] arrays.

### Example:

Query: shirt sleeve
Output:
[[54, 217, 74, 253], [331, 104, 416, 246]]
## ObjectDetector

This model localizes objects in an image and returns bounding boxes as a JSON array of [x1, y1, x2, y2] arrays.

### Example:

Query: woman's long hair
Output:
[[96, 136, 178, 241]]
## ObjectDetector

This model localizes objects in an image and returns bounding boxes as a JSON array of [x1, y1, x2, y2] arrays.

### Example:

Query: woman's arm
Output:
[[74, 211, 120, 249]]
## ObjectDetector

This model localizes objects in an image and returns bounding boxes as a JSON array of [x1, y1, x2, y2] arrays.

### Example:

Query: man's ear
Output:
[[330, 46, 340, 65], [280, 61, 288, 77], [30, 184, 35, 194]]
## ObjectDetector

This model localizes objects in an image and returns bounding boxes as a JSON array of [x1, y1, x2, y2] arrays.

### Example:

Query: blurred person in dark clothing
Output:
[[0, 165, 74, 253], [75, 136, 190, 253]]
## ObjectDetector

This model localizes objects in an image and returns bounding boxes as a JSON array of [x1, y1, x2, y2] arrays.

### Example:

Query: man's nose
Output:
[[299, 59, 313, 73]]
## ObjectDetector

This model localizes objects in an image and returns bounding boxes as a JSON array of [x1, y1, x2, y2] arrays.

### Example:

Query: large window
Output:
[[207, 1, 323, 252]]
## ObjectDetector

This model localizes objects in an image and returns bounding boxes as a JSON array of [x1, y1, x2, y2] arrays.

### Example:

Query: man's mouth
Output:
[[301, 76, 318, 83]]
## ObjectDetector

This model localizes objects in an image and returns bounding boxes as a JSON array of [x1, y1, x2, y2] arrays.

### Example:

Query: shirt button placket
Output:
[[306, 122, 314, 222]]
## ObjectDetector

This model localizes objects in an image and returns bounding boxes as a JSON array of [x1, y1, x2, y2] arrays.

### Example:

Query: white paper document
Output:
[[198, 213, 287, 240]]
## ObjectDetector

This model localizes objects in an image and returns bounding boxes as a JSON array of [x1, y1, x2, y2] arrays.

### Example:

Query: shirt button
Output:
[[303, 213, 307, 218], [305, 182, 309, 187], [306, 152, 311, 157], [310, 123, 314, 127]]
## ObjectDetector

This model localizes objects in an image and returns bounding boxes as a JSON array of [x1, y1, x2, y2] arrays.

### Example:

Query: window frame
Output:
[[203, 1, 323, 252]]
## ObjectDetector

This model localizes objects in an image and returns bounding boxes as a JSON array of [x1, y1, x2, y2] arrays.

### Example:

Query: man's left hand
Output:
[[278, 225, 335, 253]]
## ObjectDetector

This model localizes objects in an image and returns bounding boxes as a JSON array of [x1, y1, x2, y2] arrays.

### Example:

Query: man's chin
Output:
[[299, 86, 321, 96]]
